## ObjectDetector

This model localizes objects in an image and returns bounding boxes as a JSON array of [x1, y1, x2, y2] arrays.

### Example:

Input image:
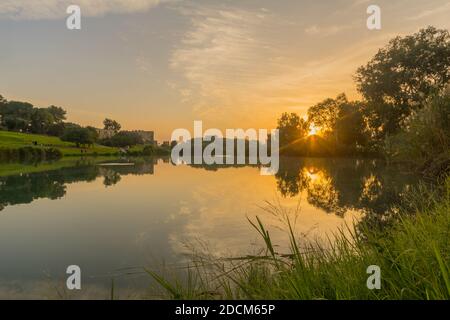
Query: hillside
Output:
[[0, 130, 118, 156]]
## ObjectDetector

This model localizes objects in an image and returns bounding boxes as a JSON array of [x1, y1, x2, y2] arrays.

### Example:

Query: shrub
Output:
[[384, 90, 450, 163], [100, 131, 144, 147]]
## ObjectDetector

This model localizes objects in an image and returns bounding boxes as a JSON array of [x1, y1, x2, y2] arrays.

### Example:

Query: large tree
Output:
[[308, 94, 347, 135], [355, 26, 450, 137], [103, 118, 121, 134], [61, 127, 96, 147], [46, 105, 66, 123], [30, 108, 54, 134], [308, 94, 368, 149], [0, 101, 34, 132], [277, 112, 308, 146]]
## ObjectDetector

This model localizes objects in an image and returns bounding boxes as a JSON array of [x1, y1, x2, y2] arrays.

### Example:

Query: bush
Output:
[[142, 145, 155, 156], [384, 90, 450, 163], [61, 127, 96, 147], [100, 131, 143, 147]]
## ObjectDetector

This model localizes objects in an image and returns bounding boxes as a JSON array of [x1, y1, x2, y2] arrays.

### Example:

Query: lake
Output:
[[0, 157, 421, 299]]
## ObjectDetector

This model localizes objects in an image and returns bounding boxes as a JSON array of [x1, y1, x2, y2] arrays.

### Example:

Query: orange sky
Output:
[[1, 0, 450, 140]]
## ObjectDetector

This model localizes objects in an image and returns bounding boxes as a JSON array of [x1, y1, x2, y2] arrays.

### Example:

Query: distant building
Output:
[[95, 128, 115, 139], [94, 127, 155, 145], [129, 130, 154, 144]]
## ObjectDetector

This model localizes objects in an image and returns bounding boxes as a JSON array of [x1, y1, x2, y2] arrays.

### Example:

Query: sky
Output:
[[1, 0, 449, 140]]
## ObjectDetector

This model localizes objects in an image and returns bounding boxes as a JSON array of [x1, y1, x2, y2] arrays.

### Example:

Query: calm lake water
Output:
[[0, 157, 421, 299]]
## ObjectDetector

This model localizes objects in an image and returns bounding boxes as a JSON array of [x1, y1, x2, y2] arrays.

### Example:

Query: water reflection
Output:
[[1, 157, 419, 225], [0, 159, 156, 211], [274, 157, 419, 226], [0, 157, 422, 298]]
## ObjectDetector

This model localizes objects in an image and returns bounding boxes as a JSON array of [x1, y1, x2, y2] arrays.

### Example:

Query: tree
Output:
[[0, 101, 34, 132], [86, 126, 99, 143], [335, 102, 368, 148], [47, 123, 66, 137], [30, 108, 54, 134], [103, 118, 121, 134], [307, 94, 368, 152], [101, 131, 143, 147], [46, 105, 66, 123], [61, 127, 96, 147], [0, 96, 68, 135], [308, 94, 347, 135], [277, 113, 308, 146], [355, 26, 450, 137]]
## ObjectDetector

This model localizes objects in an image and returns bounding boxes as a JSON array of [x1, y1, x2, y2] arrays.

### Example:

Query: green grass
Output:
[[149, 177, 450, 300], [0, 130, 118, 156]]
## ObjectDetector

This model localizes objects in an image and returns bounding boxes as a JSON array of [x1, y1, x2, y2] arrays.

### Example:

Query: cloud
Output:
[[169, 4, 279, 117], [0, 0, 167, 20], [407, 2, 450, 21], [304, 24, 354, 37], [169, 3, 387, 126]]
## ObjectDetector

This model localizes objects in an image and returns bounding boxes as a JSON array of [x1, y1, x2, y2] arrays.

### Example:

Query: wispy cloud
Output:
[[170, 4, 280, 119], [0, 0, 167, 20], [169, 3, 386, 126], [304, 24, 354, 37], [407, 2, 450, 21]]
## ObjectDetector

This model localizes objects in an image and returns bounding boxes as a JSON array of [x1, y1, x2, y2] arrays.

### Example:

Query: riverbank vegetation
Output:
[[149, 175, 450, 300], [0, 96, 167, 161], [277, 27, 450, 179]]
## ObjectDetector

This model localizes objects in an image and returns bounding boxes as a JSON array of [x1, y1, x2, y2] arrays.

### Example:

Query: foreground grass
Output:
[[0, 130, 118, 156], [149, 177, 450, 300]]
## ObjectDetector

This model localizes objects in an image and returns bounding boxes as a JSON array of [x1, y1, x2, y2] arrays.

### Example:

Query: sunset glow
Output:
[[308, 124, 320, 136]]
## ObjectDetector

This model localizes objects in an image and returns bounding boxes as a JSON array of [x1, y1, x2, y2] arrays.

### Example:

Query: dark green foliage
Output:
[[103, 118, 121, 134], [277, 112, 308, 147], [355, 26, 450, 138], [385, 89, 450, 175], [0, 96, 67, 136], [0, 147, 62, 162], [142, 145, 155, 156], [61, 127, 97, 147], [101, 131, 143, 147]]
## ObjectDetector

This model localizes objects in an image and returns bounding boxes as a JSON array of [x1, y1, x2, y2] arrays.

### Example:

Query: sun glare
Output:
[[308, 124, 319, 136]]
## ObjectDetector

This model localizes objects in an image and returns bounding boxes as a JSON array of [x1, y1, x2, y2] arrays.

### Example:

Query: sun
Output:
[[308, 124, 319, 136]]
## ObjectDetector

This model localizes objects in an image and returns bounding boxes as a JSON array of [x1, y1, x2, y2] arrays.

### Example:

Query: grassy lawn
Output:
[[0, 130, 118, 156]]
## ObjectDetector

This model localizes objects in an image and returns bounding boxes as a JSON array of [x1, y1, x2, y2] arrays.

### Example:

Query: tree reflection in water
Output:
[[0, 157, 420, 230], [275, 157, 421, 226]]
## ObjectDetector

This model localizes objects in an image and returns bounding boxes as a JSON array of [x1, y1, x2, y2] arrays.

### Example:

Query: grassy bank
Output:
[[0, 130, 118, 156], [149, 177, 450, 300]]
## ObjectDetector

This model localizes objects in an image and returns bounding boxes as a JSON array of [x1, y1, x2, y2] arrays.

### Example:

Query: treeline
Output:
[[0, 96, 67, 136], [278, 26, 450, 174], [0, 95, 160, 151]]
